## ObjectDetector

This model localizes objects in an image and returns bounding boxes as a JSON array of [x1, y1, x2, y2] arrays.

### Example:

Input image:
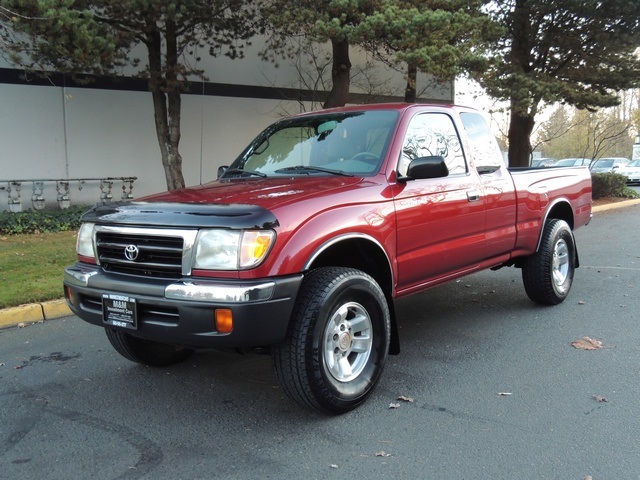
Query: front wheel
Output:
[[272, 267, 391, 414], [522, 219, 576, 305], [105, 329, 195, 367]]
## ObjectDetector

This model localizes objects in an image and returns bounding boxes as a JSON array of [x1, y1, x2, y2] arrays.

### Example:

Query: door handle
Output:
[[467, 190, 481, 202]]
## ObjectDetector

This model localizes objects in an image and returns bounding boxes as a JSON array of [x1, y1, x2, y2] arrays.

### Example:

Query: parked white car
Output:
[[616, 159, 640, 184], [589, 157, 630, 173]]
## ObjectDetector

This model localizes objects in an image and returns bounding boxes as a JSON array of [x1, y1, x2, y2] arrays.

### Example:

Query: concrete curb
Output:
[[0, 198, 637, 331], [592, 198, 640, 212], [0, 299, 71, 330]]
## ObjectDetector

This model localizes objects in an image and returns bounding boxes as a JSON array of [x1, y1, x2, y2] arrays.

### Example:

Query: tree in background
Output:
[[262, 0, 383, 109], [534, 106, 577, 160], [0, 6, 19, 60], [262, 0, 496, 107], [537, 104, 634, 161], [479, 0, 640, 167], [576, 108, 633, 160], [356, 0, 497, 102], [261, 40, 398, 116], [0, 0, 259, 190]]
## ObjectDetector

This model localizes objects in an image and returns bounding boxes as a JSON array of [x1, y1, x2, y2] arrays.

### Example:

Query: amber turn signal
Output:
[[65, 286, 76, 306], [215, 309, 233, 334]]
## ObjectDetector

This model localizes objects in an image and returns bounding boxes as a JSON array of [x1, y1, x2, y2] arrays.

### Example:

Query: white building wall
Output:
[[1, 83, 67, 178], [0, 84, 301, 209], [0, 42, 453, 211]]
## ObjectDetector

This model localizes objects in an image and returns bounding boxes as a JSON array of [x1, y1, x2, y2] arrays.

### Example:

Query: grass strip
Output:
[[0, 231, 77, 309]]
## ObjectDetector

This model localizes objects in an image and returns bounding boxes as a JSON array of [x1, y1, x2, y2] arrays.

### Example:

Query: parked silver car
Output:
[[555, 158, 591, 167], [531, 158, 556, 167], [589, 157, 630, 173]]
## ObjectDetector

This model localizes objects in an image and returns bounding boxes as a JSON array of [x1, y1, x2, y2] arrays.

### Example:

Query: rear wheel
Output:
[[522, 219, 576, 305], [272, 267, 390, 414], [105, 329, 194, 367]]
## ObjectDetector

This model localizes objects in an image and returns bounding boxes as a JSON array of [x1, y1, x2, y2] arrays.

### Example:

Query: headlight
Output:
[[194, 229, 275, 270], [76, 222, 96, 259]]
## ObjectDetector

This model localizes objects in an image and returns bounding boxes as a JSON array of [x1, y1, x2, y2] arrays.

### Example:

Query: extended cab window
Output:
[[398, 113, 466, 177], [459, 112, 504, 173]]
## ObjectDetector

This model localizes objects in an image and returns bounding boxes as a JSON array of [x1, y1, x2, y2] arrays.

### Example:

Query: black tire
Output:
[[522, 219, 576, 305], [105, 328, 195, 367], [272, 267, 391, 414]]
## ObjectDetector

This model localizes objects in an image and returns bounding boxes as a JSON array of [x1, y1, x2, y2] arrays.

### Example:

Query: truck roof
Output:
[[292, 102, 467, 118]]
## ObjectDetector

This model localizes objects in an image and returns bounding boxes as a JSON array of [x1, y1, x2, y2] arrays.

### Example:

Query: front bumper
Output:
[[64, 263, 303, 349]]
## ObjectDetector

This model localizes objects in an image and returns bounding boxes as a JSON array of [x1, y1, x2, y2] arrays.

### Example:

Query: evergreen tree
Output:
[[1, 0, 260, 190], [536, 106, 576, 160], [262, 0, 495, 106], [262, 0, 382, 108], [480, 0, 640, 167], [356, 0, 496, 102]]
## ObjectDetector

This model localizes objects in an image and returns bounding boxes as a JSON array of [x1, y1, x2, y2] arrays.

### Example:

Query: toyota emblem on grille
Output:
[[124, 244, 140, 261]]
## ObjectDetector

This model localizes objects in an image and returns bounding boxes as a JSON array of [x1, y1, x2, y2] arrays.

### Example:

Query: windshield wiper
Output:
[[275, 165, 354, 177], [222, 168, 267, 178]]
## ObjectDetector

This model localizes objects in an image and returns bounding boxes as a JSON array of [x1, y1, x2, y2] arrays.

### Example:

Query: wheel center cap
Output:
[[338, 332, 352, 351]]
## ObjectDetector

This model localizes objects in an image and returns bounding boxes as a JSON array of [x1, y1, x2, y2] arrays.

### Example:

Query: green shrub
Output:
[[0, 205, 90, 235], [591, 173, 639, 200]]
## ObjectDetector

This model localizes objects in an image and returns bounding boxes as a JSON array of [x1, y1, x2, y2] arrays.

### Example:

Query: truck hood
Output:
[[82, 176, 365, 229], [141, 176, 364, 209]]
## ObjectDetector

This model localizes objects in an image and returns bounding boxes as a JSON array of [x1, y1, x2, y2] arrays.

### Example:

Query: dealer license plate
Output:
[[102, 294, 137, 330]]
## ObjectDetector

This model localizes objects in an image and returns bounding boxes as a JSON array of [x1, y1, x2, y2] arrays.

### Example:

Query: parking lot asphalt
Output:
[[3, 201, 640, 480], [1, 198, 639, 331]]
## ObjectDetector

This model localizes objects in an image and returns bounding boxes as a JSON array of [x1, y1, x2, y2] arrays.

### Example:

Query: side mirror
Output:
[[400, 155, 449, 181], [217, 166, 228, 179]]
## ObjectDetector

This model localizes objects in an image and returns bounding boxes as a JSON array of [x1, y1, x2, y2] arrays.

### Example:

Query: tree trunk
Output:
[[404, 62, 417, 103], [507, 108, 536, 167], [323, 38, 351, 108], [146, 24, 185, 191], [506, 0, 536, 168]]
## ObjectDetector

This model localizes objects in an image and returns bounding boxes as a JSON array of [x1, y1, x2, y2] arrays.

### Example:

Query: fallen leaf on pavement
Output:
[[571, 337, 603, 350], [397, 395, 415, 403], [18, 322, 28, 328], [592, 395, 608, 403]]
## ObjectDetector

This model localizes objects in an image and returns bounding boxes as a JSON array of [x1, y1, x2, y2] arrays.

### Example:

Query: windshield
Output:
[[223, 110, 398, 178], [556, 158, 584, 167], [555, 159, 576, 167], [594, 159, 614, 167]]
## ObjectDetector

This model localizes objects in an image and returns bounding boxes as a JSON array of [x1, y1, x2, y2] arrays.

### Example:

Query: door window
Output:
[[459, 112, 504, 172], [398, 113, 466, 177]]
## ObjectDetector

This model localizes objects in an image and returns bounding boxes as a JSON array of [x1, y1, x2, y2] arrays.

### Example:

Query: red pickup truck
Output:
[[64, 103, 592, 414]]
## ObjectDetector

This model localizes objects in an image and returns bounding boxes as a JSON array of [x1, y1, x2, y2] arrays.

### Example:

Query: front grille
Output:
[[96, 231, 184, 278]]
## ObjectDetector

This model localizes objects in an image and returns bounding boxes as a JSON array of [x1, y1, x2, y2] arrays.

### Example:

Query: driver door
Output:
[[394, 112, 487, 295]]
